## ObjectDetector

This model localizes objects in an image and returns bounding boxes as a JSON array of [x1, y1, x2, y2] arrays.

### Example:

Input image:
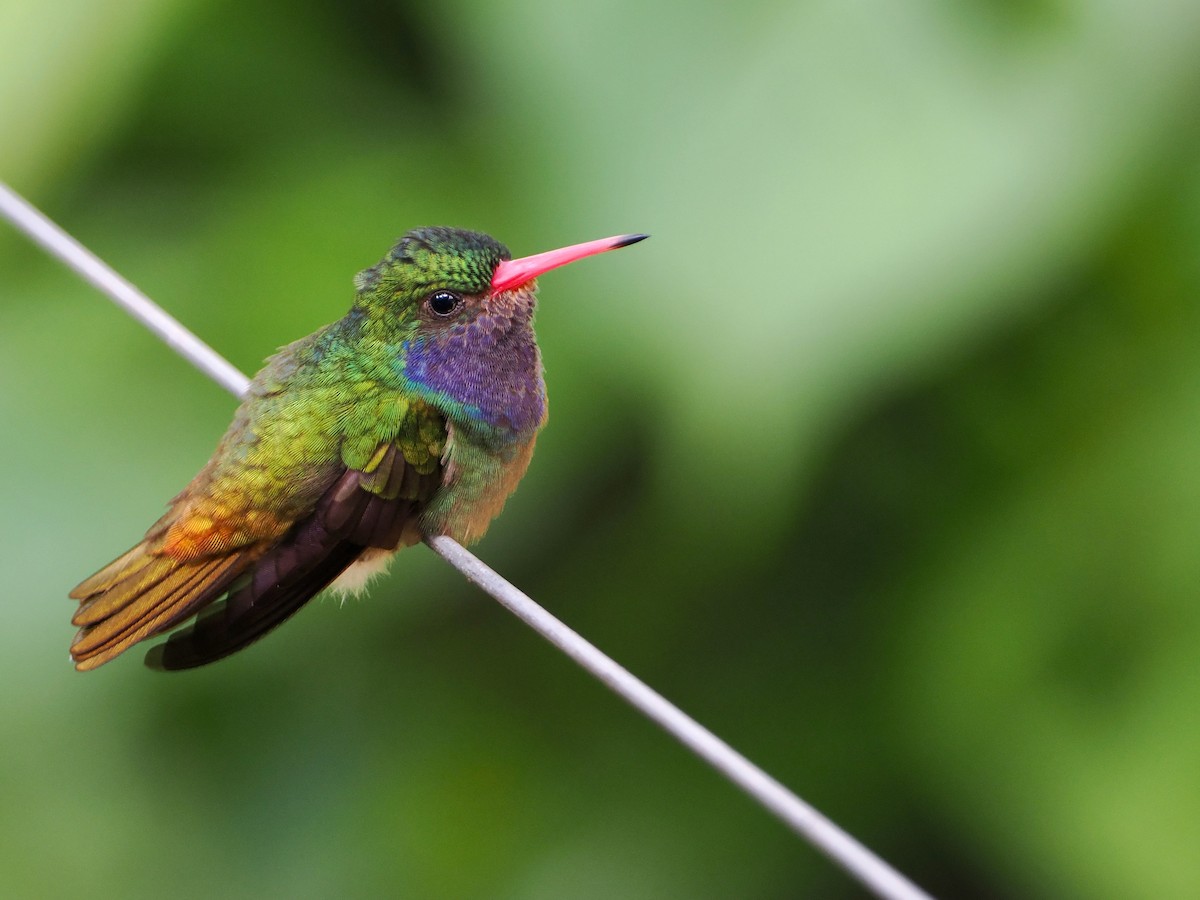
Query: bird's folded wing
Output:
[[141, 433, 445, 671]]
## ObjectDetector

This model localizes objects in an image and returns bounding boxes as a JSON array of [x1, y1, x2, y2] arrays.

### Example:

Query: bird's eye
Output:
[[426, 290, 462, 317]]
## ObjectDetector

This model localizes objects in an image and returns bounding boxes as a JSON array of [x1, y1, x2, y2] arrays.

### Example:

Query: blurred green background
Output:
[[3, 0, 1200, 896]]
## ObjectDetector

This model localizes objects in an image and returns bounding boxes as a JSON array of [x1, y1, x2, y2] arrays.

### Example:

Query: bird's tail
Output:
[[69, 544, 252, 671]]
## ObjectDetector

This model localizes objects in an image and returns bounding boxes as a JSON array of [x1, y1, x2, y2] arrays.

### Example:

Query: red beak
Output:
[[490, 233, 648, 294]]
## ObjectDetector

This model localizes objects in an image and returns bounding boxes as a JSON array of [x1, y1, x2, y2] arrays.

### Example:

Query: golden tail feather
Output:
[[71, 548, 174, 626], [69, 544, 157, 603], [69, 548, 252, 671]]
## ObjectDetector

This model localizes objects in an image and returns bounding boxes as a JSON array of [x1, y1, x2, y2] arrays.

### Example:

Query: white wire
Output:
[[0, 180, 934, 900], [425, 536, 933, 900], [0, 182, 250, 397]]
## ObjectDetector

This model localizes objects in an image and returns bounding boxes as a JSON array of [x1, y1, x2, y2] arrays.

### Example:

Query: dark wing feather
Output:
[[144, 445, 439, 671], [144, 516, 363, 670]]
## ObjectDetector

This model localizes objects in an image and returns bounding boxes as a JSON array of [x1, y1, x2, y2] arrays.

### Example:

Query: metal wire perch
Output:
[[0, 180, 934, 900]]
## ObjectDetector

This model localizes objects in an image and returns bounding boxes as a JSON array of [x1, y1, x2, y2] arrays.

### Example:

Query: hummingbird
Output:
[[69, 226, 647, 671]]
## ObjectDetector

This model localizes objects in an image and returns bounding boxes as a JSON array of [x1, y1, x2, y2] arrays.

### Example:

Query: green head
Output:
[[352, 225, 646, 317], [353, 226, 510, 304], [347, 226, 647, 435]]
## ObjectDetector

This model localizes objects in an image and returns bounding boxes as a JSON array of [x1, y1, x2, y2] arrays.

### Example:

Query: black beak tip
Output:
[[616, 233, 650, 248]]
